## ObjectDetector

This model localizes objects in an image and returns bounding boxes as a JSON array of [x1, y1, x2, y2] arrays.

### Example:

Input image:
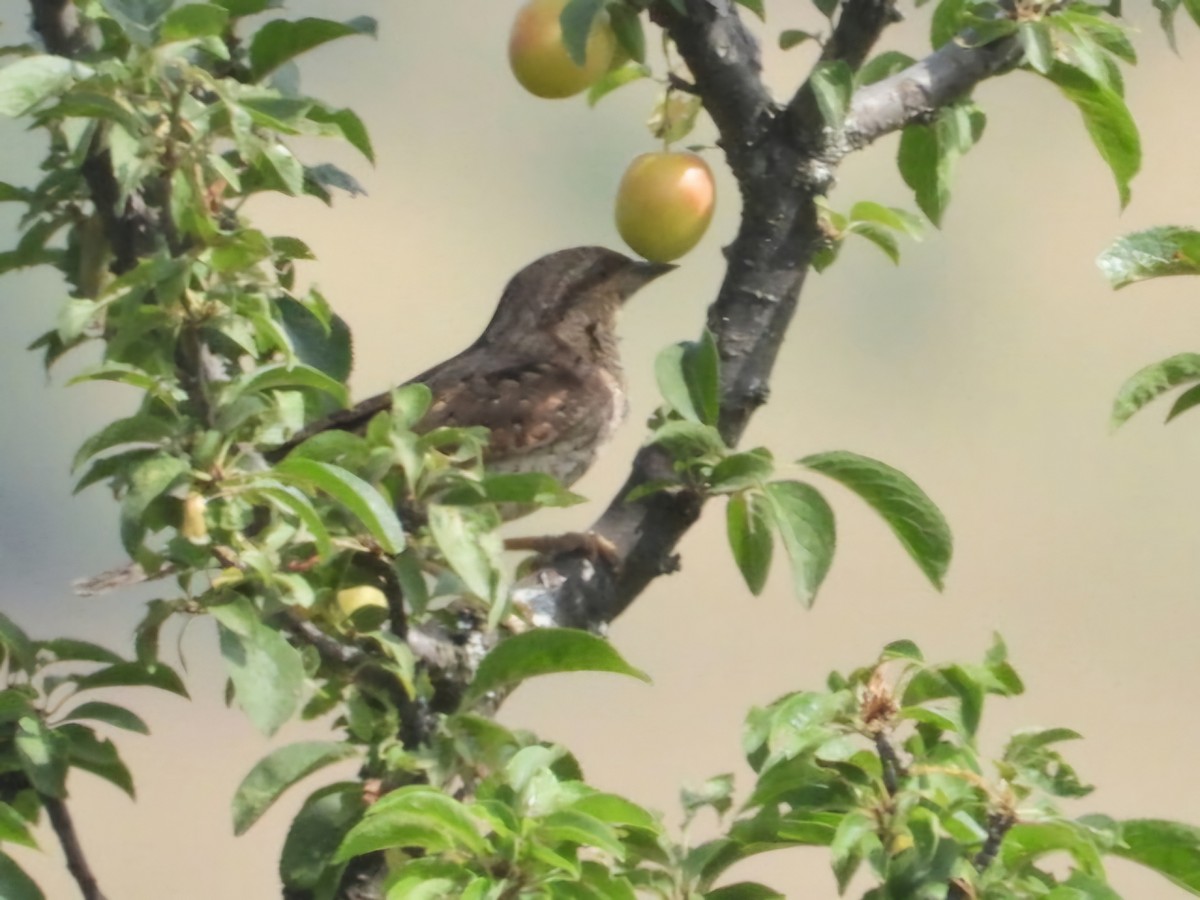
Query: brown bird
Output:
[[271, 246, 674, 494]]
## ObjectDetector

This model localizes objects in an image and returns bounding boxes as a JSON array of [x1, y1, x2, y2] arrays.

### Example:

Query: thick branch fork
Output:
[[526, 0, 1027, 630]]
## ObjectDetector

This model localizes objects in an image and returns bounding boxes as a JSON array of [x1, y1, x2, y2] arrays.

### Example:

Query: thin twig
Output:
[[43, 794, 108, 900]]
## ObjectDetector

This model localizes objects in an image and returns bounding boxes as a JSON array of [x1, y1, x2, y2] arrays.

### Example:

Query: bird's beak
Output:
[[632, 260, 677, 283]]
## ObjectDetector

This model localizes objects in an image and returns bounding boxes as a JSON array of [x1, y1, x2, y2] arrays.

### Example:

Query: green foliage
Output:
[[649, 339, 950, 604]]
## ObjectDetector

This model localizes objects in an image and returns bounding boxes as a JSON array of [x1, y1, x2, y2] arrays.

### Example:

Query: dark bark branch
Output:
[[29, 0, 88, 57], [651, 0, 774, 179], [524, 18, 1027, 631], [819, 0, 902, 71], [43, 794, 108, 900], [840, 35, 1022, 152]]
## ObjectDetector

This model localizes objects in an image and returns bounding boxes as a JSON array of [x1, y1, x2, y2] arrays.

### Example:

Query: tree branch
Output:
[[841, 35, 1022, 152], [524, 16, 1027, 632], [43, 794, 108, 900], [29, 0, 88, 57], [819, 0, 902, 71]]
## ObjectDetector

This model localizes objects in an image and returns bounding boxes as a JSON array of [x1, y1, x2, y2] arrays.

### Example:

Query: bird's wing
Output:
[[419, 357, 604, 470]]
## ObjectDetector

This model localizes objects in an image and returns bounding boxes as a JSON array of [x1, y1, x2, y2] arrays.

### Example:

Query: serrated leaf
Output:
[[253, 482, 334, 560], [275, 458, 405, 553], [249, 16, 377, 80], [762, 481, 836, 607], [801, 450, 952, 589], [233, 741, 358, 835], [0, 803, 36, 848], [727, 492, 774, 595], [101, 0, 173, 44], [306, 104, 374, 163], [276, 297, 353, 382], [709, 448, 775, 493], [1111, 353, 1200, 427], [211, 599, 305, 736], [1043, 62, 1140, 208], [227, 361, 349, 406], [1097, 226, 1200, 288], [464, 629, 650, 705]]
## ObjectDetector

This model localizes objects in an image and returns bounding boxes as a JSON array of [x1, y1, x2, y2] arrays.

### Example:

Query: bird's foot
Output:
[[504, 531, 620, 569]]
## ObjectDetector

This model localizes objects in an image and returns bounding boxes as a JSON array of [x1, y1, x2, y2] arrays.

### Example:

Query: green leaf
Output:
[[705, 884, 785, 900], [0, 803, 36, 848], [1097, 226, 1200, 288], [0, 611, 36, 674], [1001, 820, 1105, 877], [734, 0, 766, 20], [211, 599, 305, 736], [848, 201, 924, 237], [275, 458, 405, 554], [1019, 21, 1054, 74], [464, 629, 650, 705], [649, 420, 727, 461], [808, 61, 853, 129], [801, 450, 952, 590], [276, 297, 354, 382], [119, 452, 190, 554], [227, 361, 349, 406], [0, 851, 45, 900], [655, 331, 721, 425], [856, 51, 916, 86], [1110, 353, 1200, 428], [337, 786, 488, 862], [75, 660, 188, 696], [709, 448, 775, 493], [1114, 819, 1200, 893], [233, 741, 358, 835], [587, 62, 650, 106], [427, 504, 504, 605], [161, 4, 230, 42], [779, 30, 816, 50], [1167, 383, 1200, 422], [279, 783, 364, 890], [72, 415, 175, 472], [306, 104, 374, 163], [0, 55, 90, 116], [1043, 62, 1140, 208], [560, 0, 607, 66], [15, 718, 69, 798], [100, 0, 173, 44], [609, 4, 645, 62], [253, 482, 334, 561], [762, 481, 836, 607], [727, 492, 774, 595], [60, 723, 135, 798], [249, 16, 377, 80], [61, 701, 149, 734], [897, 101, 986, 226]]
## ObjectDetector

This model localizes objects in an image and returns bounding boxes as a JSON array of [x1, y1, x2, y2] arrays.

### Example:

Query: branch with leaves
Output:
[[2, 1, 1200, 899]]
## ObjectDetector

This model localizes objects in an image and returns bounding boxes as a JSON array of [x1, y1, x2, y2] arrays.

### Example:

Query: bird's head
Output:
[[482, 246, 674, 353]]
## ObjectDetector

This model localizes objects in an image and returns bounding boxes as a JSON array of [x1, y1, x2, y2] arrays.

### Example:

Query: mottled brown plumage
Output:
[[272, 247, 674, 489]]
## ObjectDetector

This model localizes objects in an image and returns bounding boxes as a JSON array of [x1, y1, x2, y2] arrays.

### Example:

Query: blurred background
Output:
[[2, 2, 1199, 897]]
